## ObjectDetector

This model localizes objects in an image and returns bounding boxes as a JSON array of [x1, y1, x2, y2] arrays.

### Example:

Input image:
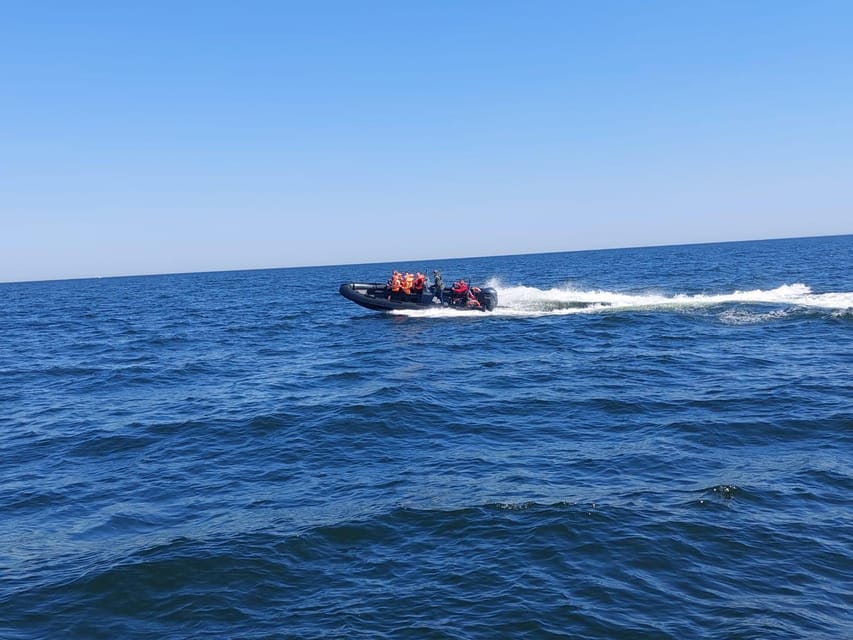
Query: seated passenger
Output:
[[413, 272, 426, 294], [466, 286, 482, 308], [387, 271, 402, 299], [450, 279, 468, 305]]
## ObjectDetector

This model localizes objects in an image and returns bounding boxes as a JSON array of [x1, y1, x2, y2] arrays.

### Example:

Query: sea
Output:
[[1, 235, 851, 639]]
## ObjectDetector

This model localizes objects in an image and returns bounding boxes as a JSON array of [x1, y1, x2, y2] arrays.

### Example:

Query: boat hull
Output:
[[339, 283, 497, 312]]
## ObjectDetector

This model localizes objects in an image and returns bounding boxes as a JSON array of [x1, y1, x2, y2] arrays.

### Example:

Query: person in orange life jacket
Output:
[[451, 279, 468, 305], [387, 271, 402, 299], [401, 272, 415, 295], [413, 272, 426, 294], [451, 279, 468, 294]]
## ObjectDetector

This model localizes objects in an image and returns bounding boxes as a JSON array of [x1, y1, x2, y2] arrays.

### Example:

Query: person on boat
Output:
[[387, 271, 402, 299], [431, 270, 444, 302], [413, 272, 426, 295], [401, 272, 415, 295], [466, 285, 482, 308], [450, 279, 468, 305]]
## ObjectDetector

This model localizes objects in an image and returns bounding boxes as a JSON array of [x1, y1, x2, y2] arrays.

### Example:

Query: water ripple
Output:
[[1, 237, 851, 638]]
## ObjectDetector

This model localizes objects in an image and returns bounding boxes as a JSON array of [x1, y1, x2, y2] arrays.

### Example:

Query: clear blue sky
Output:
[[2, 1, 851, 282]]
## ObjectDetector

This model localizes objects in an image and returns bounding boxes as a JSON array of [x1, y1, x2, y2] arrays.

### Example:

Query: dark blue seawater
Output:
[[2, 235, 852, 639]]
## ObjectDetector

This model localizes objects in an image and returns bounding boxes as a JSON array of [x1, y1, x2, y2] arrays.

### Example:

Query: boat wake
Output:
[[392, 281, 853, 319]]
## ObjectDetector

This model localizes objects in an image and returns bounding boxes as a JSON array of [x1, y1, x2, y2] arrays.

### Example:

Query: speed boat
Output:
[[339, 282, 498, 312]]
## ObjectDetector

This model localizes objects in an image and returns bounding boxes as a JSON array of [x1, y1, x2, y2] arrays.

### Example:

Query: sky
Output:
[[1, 1, 851, 282]]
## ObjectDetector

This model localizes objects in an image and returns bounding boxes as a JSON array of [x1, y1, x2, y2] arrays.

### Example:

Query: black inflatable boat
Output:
[[339, 282, 498, 312]]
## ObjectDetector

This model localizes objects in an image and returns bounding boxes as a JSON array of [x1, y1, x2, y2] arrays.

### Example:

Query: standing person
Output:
[[432, 270, 444, 303]]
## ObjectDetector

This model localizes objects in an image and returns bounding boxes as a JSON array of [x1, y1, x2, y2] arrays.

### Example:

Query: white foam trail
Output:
[[392, 281, 853, 318], [389, 306, 489, 319]]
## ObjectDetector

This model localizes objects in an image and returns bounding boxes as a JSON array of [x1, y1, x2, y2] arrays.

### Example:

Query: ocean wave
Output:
[[8, 496, 848, 638]]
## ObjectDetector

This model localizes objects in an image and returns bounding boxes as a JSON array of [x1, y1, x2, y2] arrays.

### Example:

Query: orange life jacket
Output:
[[401, 273, 414, 294], [389, 274, 402, 292], [452, 280, 467, 294], [414, 273, 425, 292]]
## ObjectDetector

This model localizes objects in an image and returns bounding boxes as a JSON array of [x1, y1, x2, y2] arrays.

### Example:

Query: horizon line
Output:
[[2, 232, 850, 286]]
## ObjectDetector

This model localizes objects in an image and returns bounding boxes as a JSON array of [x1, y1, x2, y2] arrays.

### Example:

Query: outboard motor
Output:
[[477, 287, 498, 311]]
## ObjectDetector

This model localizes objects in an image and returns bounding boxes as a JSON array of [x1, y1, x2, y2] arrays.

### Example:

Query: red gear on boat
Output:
[[452, 280, 468, 295], [414, 272, 426, 292]]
